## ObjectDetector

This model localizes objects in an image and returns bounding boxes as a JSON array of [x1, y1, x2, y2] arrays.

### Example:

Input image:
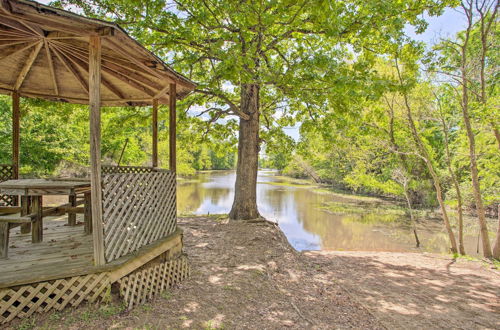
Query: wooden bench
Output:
[[0, 214, 32, 259]]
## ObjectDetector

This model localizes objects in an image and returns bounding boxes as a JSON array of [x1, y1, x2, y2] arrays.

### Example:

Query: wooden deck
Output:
[[0, 214, 184, 289], [0, 214, 93, 288]]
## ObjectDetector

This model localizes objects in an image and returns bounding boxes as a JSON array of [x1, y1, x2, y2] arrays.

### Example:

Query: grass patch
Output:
[[257, 181, 316, 188], [161, 290, 172, 300], [453, 253, 500, 270]]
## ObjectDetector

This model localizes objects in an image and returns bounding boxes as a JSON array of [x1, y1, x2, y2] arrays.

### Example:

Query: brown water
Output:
[[178, 170, 493, 255]]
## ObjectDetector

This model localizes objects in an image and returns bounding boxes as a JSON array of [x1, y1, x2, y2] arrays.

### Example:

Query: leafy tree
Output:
[[57, 0, 450, 220]]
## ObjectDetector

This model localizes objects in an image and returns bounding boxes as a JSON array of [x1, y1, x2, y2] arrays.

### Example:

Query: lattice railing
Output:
[[0, 164, 16, 206], [118, 254, 189, 309], [0, 273, 110, 323], [102, 171, 177, 262], [102, 165, 156, 174]]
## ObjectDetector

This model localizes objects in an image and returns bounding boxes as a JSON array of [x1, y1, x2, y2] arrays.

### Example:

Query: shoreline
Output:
[[9, 216, 499, 329]]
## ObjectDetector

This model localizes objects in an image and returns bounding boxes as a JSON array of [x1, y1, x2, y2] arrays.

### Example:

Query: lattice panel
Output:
[[102, 165, 155, 174], [102, 171, 177, 262], [0, 164, 16, 206], [0, 273, 110, 324], [118, 254, 189, 309]]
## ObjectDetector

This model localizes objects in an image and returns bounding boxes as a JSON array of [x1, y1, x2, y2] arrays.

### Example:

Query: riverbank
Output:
[[8, 216, 499, 329]]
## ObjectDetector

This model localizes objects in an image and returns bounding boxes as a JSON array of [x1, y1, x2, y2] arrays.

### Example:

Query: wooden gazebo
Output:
[[0, 0, 196, 323]]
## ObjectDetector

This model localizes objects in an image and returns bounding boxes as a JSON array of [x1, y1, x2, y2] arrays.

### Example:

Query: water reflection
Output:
[[177, 170, 488, 255]]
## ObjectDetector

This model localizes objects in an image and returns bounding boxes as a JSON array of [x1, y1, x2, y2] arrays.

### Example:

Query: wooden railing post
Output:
[[89, 35, 105, 266], [169, 84, 176, 173], [152, 98, 158, 168], [12, 92, 20, 180]]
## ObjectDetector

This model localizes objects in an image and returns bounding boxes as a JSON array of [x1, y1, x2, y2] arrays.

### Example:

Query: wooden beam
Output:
[[52, 43, 125, 99], [105, 38, 174, 81], [44, 39, 58, 95], [1, 0, 114, 37], [13, 40, 42, 90], [152, 98, 158, 168], [89, 35, 105, 266], [0, 15, 38, 36], [16, 19, 44, 37], [50, 43, 89, 93], [51, 41, 156, 97], [169, 83, 176, 172], [0, 40, 38, 61], [12, 91, 19, 179]]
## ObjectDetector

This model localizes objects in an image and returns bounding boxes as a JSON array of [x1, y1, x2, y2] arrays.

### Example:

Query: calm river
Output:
[[178, 170, 491, 256]]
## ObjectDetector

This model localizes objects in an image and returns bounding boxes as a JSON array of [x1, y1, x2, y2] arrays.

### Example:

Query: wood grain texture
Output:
[[0, 0, 196, 106], [89, 35, 105, 266], [101, 171, 177, 262], [169, 83, 177, 172], [11, 93, 19, 180], [118, 254, 189, 309], [152, 98, 158, 168]]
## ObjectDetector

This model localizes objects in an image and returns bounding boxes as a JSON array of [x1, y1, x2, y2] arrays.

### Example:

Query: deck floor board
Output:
[[0, 215, 94, 287]]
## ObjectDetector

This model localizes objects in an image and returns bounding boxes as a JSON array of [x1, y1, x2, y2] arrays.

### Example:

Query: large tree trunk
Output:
[[229, 83, 261, 220]]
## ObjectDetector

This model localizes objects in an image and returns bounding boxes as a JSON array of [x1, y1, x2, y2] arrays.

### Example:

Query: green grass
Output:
[[257, 180, 315, 188], [453, 253, 500, 270]]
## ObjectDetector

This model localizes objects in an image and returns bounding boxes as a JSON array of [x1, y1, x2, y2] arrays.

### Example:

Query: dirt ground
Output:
[[305, 251, 500, 329], [5, 216, 500, 329]]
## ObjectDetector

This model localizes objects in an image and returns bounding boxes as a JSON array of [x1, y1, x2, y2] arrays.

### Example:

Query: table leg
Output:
[[84, 192, 92, 235], [20, 195, 31, 234], [68, 194, 77, 226], [31, 196, 43, 243], [0, 222, 9, 259]]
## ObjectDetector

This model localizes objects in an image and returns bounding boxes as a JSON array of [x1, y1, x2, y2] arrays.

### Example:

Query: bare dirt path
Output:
[[5, 217, 499, 329], [305, 251, 500, 329]]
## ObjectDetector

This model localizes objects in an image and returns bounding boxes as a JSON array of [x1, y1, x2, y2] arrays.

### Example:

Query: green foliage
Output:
[[0, 96, 237, 176]]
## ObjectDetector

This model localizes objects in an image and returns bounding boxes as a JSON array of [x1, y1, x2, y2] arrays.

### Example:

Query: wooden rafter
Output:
[[49, 44, 89, 93], [0, 39, 36, 48], [52, 40, 163, 91], [52, 41, 156, 97], [13, 40, 42, 90], [43, 39, 58, 95], [54, 45, 125, 99], [15, 19, 44, 37], [105, 38, 166, 80], [0, 16, 36, 36], [0, 0, 196, 106], [0, 40, 39, 61]]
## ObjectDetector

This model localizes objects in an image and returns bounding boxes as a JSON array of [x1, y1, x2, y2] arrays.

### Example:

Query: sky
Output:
[[36, 0, 467, 142]]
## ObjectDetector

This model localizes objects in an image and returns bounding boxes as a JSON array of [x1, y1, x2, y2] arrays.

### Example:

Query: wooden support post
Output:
[[84, 192, 92, 235], [169, 84, 176, 173], [31, 196, 43, 243], [152, 98, 158, 168], [89, 35, 105, 266], [20, 195, 31, 234], [0, 223, 9, 259], [12, 92, 20, 179], [68, 194, 77, 226]]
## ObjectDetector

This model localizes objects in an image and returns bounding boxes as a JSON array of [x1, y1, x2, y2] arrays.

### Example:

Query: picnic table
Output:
[[0, 179, 92, 258]]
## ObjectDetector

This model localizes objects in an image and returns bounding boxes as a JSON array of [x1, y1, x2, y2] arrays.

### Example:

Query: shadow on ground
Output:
[[305, 250, 500, 329]]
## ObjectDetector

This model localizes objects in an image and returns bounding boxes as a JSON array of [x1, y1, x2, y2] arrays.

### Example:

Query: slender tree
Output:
[[458, 0, 493, 258], [394, 56, 458, 254], [436, 91, 466, 255]]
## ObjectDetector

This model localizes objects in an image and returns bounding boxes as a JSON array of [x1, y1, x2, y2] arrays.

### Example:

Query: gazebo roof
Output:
[[0, 0, 196, 106]]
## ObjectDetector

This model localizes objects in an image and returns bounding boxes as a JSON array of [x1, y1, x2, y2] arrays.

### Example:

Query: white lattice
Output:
[[118, 254, 189, 308], [0, 273, 110, 323], [102, 172, 177, 262]]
